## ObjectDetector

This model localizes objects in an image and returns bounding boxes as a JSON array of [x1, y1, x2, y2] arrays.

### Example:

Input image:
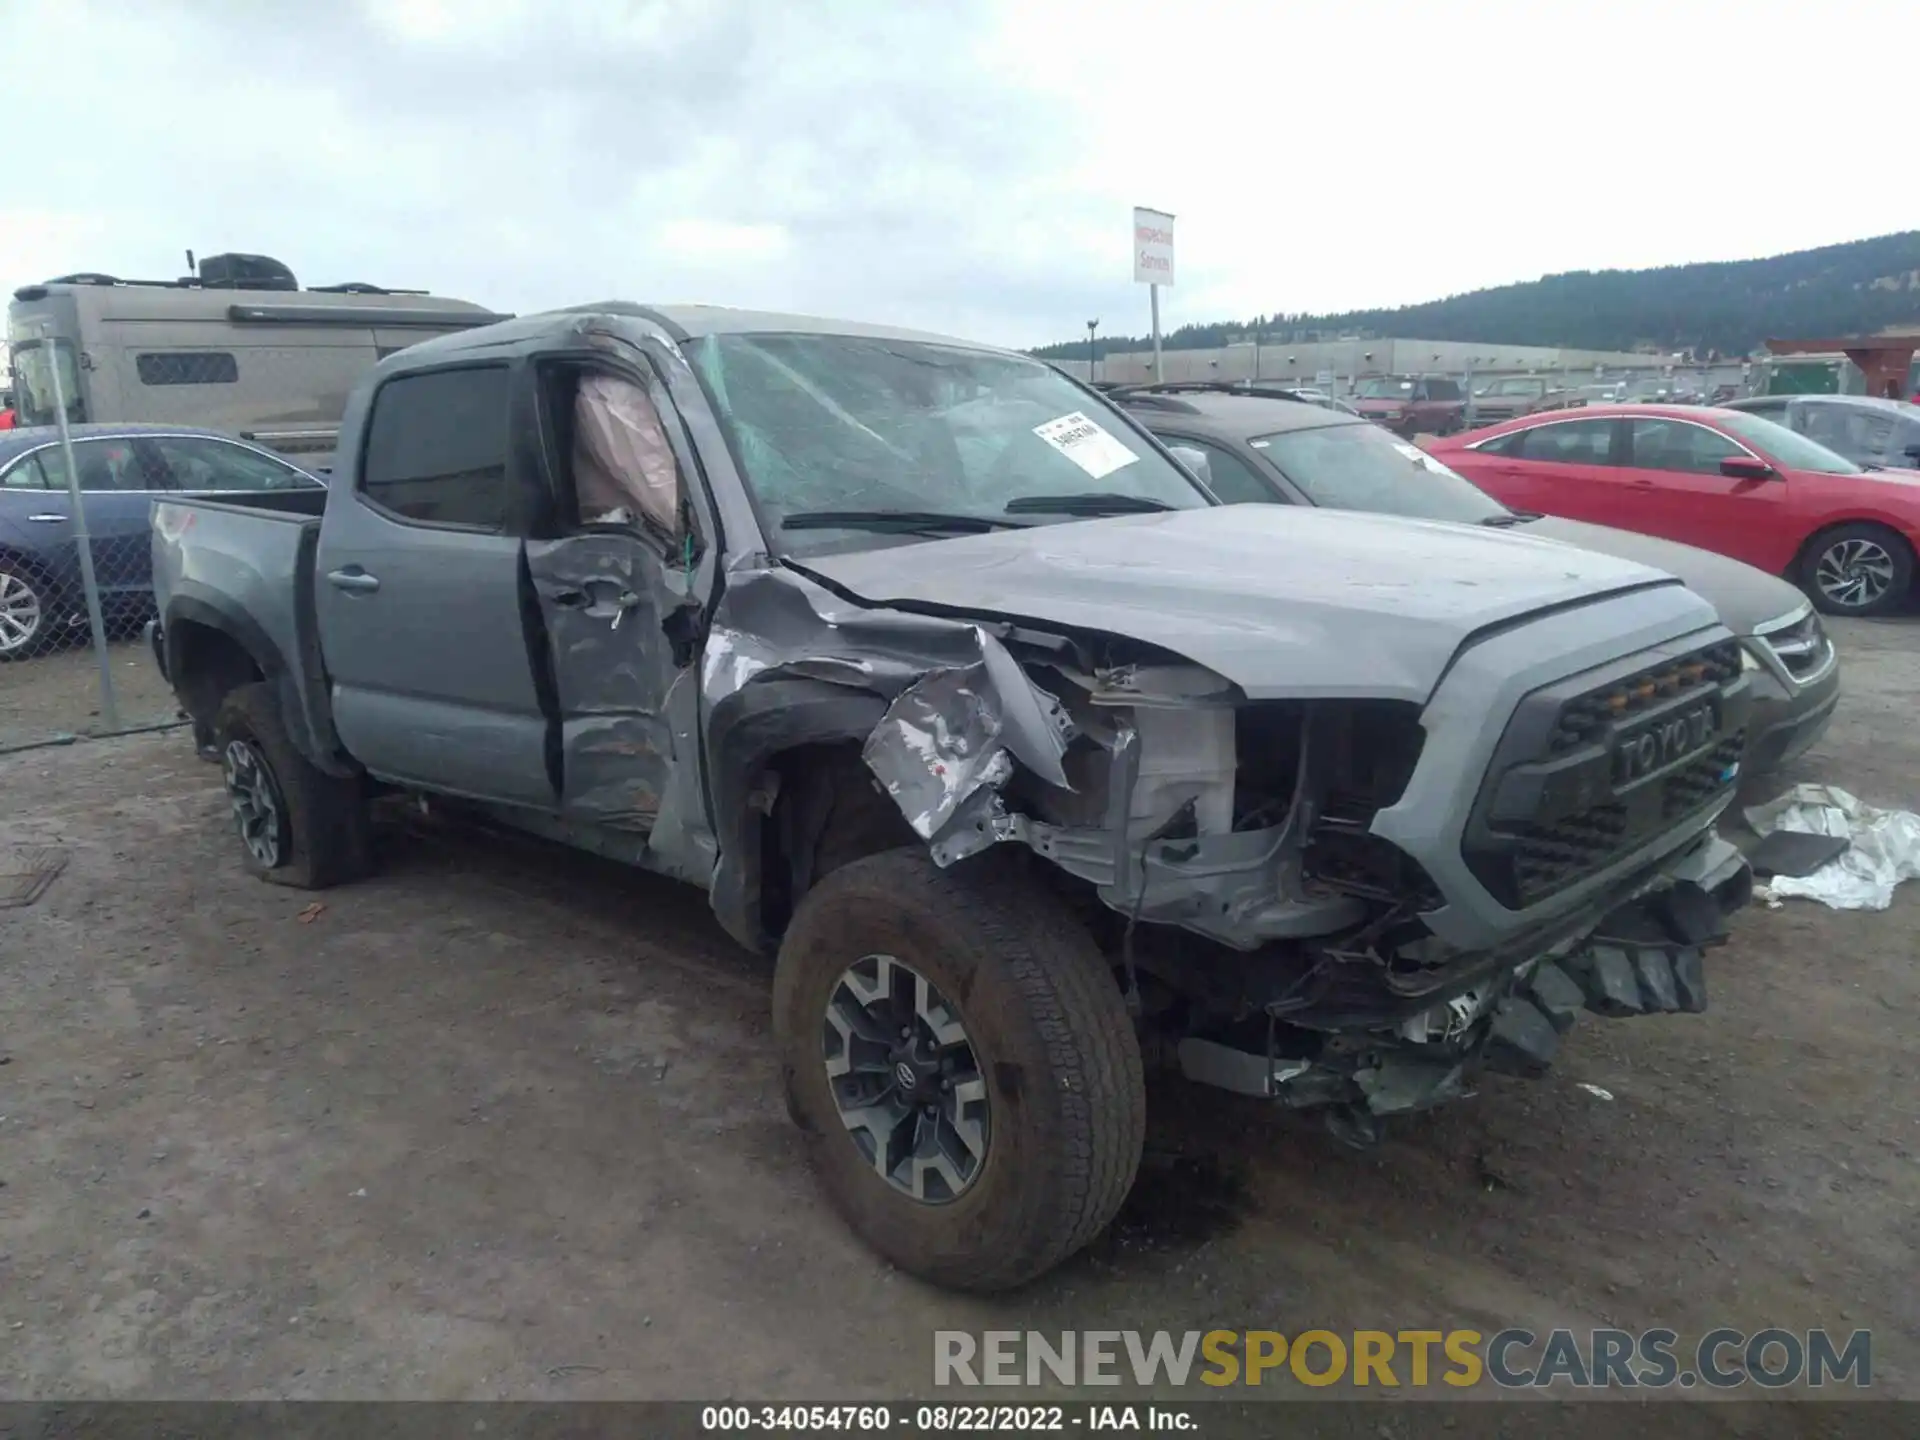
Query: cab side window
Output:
[[360, 365, 511, 529], [1178, 438, 1273, 505]]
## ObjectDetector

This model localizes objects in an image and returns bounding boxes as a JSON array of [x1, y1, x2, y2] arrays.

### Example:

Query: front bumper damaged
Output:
[[1174, 831, 1751, 1137]]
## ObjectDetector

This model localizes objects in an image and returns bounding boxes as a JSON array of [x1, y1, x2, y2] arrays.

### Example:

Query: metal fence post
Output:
[[39, 334, 120, 731]]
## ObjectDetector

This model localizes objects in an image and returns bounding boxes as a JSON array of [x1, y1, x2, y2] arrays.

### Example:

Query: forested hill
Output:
[[1037, 231, 1920, 361]]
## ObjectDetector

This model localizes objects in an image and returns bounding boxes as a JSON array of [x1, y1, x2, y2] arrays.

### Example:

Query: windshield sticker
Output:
[[1033, 412, 1139, 480], [1392, 440, 1468, 480]]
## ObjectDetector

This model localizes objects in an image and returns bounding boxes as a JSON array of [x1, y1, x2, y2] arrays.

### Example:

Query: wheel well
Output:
[[1791, 519, 1916, 577], [170, 620, 265, 728], [758, 741, 917, 938]]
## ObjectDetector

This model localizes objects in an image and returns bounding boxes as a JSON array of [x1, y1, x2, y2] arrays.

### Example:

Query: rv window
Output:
[[360, 365, 511, 529], [10, 341, 87, 425], [136, 352, 240, 386]]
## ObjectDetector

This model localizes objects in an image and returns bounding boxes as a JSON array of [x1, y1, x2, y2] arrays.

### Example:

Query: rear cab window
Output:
[[359, 365, 512, 528]]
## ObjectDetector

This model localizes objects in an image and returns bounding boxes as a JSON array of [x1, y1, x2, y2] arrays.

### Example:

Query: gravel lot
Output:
[[0, 638, 182, 752], [1, 617, 1914, 1418]]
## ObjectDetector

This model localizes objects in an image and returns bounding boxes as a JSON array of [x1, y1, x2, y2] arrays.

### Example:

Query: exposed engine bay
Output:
[[699, 560, 1754, 1143]]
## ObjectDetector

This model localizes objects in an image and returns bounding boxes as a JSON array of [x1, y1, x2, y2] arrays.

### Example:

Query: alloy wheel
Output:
[[822, 953, 989, 1204], [1815, 537, 1896, 611], [222, 738, 287, 867], [0, 571, 44, 657]]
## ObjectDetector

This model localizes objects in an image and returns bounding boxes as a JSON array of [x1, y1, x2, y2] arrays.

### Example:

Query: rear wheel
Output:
[[773, 848, 1145, 1291], [213, 682, 372, 888], [1802, 523, 1913, 617], [0, 562, 52, 660]]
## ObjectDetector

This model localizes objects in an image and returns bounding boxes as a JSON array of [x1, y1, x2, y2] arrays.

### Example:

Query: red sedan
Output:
[[1428, 404, 1920, 617]]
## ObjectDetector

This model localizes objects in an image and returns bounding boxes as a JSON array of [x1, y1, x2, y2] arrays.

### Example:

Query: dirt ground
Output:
[[1, 617, 1914, 1417], [0, 638, 182, 752]]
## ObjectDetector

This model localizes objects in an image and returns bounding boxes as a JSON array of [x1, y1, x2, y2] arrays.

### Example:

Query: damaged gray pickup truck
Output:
[[149, 303, 1754, 1291]]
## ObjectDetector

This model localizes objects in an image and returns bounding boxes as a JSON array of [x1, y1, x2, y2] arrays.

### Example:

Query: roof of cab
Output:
[[383, 301, 1008, 365]]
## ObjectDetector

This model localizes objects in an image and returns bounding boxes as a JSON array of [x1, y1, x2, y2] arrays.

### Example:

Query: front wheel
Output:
[[1803, 523, 1914, 617], [773, 848, 1145, 1291]]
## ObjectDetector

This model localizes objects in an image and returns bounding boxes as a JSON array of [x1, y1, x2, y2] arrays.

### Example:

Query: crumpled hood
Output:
[[799, 505, 1690, 703], [1517, 515, 1809, 634]]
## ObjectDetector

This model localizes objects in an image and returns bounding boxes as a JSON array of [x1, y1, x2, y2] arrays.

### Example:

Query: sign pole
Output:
[[1150, 284, 1163, 384], [1132, 205, 1175, 387]]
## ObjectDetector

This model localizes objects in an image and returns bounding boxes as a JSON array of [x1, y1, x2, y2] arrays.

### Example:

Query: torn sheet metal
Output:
[[1744, 784, 1920, 911], [526, 532, 680, 830], [703, 564, 1074, 826], [863, 666, 1016, 839]]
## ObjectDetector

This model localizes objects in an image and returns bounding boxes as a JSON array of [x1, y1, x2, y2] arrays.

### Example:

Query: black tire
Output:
[[772, 847, 1145, 1291], [212, 681, 372, 888], [1801, 522, 1914, 618]]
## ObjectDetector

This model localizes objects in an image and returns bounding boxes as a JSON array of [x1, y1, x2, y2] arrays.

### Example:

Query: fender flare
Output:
[[703, 675, 890, 952], [163, 586, 342, 772]]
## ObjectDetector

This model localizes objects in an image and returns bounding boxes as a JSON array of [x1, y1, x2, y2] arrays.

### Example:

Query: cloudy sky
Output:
[[5, 0, 1911, 350]]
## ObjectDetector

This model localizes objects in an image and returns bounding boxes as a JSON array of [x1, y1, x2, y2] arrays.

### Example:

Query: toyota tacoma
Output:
[[147, 304, 1754, 1291]]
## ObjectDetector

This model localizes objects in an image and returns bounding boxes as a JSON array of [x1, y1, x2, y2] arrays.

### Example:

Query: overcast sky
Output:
[[5, 0, 1912, 350]]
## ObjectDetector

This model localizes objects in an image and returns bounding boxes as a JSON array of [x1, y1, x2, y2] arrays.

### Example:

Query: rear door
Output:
[[519, 346, 712, 834], [1616, 416, 1788, 567], [314, 362, 555, 807]]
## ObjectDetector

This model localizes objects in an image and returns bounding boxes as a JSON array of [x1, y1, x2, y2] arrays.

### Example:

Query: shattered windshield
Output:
[[1250, 421, 1509, 523], [690, 332, 1209, 553]]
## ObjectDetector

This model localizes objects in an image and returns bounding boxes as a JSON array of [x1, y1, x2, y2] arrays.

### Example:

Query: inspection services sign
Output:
[[1132, 207, 1175, 286]]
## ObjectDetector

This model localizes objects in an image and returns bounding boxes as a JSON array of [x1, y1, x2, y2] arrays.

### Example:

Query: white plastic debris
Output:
[[1744, 784, 1920, 911], [1575, 1083, 1614, 1102]]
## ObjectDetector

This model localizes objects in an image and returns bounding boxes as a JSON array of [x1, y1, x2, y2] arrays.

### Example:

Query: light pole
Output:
[[1086, 320, 1099, 384]]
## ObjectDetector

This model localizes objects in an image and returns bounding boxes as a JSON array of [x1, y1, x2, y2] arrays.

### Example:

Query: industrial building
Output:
[[1053, 335, 1676, 389]]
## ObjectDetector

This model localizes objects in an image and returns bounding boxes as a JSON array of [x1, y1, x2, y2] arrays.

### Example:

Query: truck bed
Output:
[[151, 490, 331, 756]]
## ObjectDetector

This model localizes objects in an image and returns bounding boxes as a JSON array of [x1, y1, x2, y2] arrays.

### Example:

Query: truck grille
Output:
[[1548, 641, 1741, 753], [1500, 734, 1745, 907], [1464, 638, 1750, 911]]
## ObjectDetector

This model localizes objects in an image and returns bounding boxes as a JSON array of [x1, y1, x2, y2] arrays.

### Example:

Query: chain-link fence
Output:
[[1, 410, 188, 754]]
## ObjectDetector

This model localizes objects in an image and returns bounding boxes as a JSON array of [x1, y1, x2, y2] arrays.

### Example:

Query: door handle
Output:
[[26, 513, 69, 523], [326, 568, 381, 594]]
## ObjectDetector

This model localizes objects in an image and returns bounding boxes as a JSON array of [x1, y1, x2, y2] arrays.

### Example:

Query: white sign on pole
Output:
[[1132, 207, 1175, 287]]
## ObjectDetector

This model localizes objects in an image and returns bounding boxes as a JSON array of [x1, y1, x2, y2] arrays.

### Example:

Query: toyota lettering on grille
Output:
[[1612, 703, 1716, 789]]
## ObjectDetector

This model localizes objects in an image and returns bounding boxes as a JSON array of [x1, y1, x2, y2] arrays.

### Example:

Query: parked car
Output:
[[1467, 375, 1580, 425], [1116, 389, 1839, 776], [1351, 375, 1466, 435], [148, 304, 1751, 1291], [1108, 380, 1360, 417], [1721, 394, 1920, 472], [0, 423, 323, 659], [1430, 404, 1920, 618]]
